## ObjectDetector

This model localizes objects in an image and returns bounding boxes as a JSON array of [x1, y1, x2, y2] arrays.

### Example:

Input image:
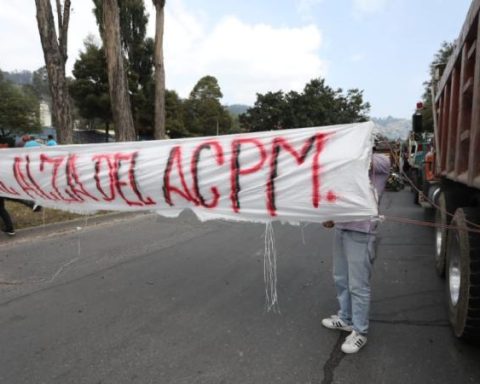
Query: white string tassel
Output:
[[264, 221, 280, 313], [300, 223, 308, 245]]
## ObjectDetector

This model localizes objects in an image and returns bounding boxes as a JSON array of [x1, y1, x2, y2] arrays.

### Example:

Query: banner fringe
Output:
[[264, 221, 280, 313]]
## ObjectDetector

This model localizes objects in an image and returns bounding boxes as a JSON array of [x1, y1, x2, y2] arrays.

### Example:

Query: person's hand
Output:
[[322, 220, 335, 229]]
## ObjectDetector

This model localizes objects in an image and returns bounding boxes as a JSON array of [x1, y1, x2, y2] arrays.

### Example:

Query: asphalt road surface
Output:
[[1, 190, 479, 384]]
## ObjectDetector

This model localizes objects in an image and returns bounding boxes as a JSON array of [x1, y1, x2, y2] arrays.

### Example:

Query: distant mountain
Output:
[[227, 104, 250, 116], [371, 116, 411, 140]]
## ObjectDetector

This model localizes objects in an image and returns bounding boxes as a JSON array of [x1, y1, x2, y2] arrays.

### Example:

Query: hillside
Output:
[[227, 104, 249, 116], [372, 116, 411, 140]]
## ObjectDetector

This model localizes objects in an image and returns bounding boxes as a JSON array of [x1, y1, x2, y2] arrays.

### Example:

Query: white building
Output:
[[39, 100, 51, 127]]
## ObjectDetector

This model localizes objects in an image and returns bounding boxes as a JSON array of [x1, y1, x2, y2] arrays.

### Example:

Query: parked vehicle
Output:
[[402, 112, 433, 204], [416, 0, 480, 342]]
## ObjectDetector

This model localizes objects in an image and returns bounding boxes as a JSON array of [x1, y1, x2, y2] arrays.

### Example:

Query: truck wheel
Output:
[[446, 207, 480, 342], [435, 192, 455, 277]]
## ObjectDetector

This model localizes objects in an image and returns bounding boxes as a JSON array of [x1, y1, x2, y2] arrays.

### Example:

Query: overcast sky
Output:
[[0, 0, 473, 119]]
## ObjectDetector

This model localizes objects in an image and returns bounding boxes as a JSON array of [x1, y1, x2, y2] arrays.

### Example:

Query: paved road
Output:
[[1, 190, 479, 384]]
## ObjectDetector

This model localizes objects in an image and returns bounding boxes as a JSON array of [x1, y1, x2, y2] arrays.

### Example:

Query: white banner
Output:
[[0, 122, 377, 224]]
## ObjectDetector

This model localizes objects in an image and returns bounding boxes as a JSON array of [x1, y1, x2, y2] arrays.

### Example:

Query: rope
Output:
[[383, 215, 480, 234]]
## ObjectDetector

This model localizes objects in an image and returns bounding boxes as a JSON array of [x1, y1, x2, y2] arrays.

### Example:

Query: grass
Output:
[[5, 200, 106, 230]]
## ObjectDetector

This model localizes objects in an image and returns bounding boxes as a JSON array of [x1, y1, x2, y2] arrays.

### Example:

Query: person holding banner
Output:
[[0, 197, 15, 236], [321, 151, 390, 354]]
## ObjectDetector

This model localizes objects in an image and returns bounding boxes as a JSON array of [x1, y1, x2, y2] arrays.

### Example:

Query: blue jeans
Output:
[[333, 229, 376, 335]]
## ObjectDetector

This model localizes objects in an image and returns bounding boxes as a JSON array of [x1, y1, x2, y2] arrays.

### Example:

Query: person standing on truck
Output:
[[321, 149, 390, 354]]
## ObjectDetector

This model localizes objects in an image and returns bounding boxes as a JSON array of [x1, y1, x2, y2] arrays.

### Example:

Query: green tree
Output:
[[94, 0, 136, 141], [421, 41, 455, 132], [184, 75, 232, 136], [131, 37, 155, 137], [336, 89, 370, 123], [69, 37, 112, 140], [152, 0, 166, 139], [239, 91, 287, 132], [299, 79, 338, 125], [93, 0, 148, 62], [32, 66, 51, 100], [165, 90, 188, 138], [34, 0, 74, 144], [240, 78, 370, 132], [190, 75, 223, 101], [93, 0, 155, 139], [0, 72, 40, 139]]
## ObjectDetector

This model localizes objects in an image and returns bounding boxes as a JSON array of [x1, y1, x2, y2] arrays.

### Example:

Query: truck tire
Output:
[[435, 191, 457, 277], [446, 207, 480, 342]]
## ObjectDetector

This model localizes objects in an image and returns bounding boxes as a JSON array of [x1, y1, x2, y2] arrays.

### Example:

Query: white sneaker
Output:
[[321, 315, 353, 332], [341, 331, 367, 354]]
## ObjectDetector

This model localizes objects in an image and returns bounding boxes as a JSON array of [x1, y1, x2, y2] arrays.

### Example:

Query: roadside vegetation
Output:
[[5, 200, 103, 230]]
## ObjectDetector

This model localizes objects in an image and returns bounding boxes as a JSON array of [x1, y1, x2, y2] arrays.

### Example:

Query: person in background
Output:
[[23, 135, 42, 148], [46, 134, 57, 146], [0, 197, 15, 236], [321, 148, 391, 354]]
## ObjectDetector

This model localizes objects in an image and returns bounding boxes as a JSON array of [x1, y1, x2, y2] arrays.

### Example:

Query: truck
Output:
[[403, 103, 434, 204], [420, 0, 480, 342]]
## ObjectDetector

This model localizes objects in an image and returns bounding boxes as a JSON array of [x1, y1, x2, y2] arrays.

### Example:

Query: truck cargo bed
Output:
[[435, 0, 480, 189]]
